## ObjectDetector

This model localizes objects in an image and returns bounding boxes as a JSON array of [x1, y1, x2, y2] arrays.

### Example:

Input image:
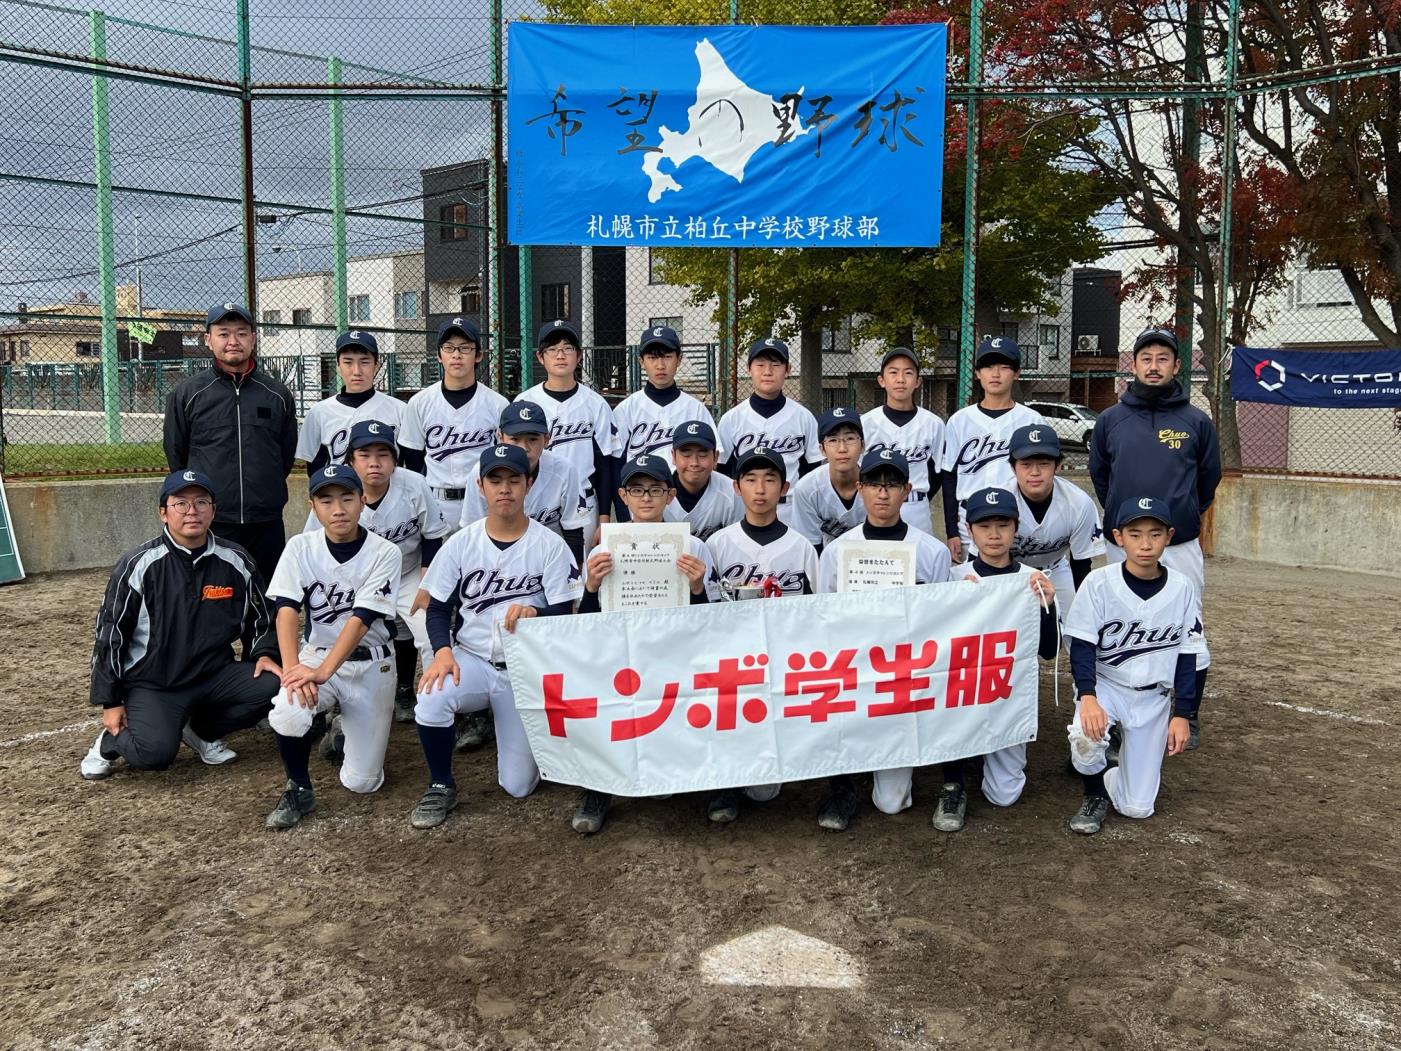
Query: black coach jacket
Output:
[[163, 360, 297, 525], [88, 531, 276, 708]]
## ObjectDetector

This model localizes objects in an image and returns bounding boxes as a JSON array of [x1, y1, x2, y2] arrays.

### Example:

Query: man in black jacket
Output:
[[1089, 327, 1221, 748], [164, 302, 298, 584], [81, 469, 282, 780]]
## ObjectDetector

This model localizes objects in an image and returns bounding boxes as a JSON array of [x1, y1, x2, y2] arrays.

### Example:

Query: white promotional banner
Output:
[[504, 575, 1041, 796]]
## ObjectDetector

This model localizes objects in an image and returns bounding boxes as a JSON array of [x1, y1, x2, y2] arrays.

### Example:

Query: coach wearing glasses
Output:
[[79, 469, 283, 781]]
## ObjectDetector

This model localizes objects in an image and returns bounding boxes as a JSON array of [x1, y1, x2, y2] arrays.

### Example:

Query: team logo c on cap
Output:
[[453, 317, 464, 326], [879, 449, 892, 461], [494, 447, 508, 459], [324, 465, 338, 477], [368, 422, 380, 434], [833, 408, 847, 418], [1028, 428, 1043, 443], [1138, 497, 1153, 510], [683, 422, 698, 434], [985, 491, 1000, 504], [554, 320, 564, 328], [182, 470, 196, 482], [223, 301, 234, 310], [349, 330, 360, 339], [652, 327, 663, 337], [519, 406, 533, 420]]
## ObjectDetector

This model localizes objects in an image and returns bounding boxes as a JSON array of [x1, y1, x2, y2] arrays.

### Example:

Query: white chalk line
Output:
[[1265, 702, 1386, 726], [0, 719, 99, 749]]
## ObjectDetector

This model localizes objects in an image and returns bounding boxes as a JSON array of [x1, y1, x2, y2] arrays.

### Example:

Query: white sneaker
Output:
[[80, 732, 117, 780], [182, 727, 237, 765]]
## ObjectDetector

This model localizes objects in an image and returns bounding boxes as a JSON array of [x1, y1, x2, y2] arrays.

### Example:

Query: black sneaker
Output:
[[707, 789, 740, 824], [455, 712, 494, 752], [816, 780, 859, 832], [318, 714, 345, 765], [266, 780, 316, 829], [410, 782, 459, 829], [931, 782, 967, 832], [1070, 794, 1110, 835], [394, 686, 416, 724], [1186, 713, 1201, 751], [571, 790, 612, 835]]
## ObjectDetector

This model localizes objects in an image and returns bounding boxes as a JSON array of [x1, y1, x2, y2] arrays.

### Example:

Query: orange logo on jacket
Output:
[[202, 585, 234, 600]]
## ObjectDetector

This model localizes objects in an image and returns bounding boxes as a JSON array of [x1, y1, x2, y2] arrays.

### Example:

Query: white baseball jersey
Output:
[[860, 406, 945, 497], [459, 449, 591, 535], [585, 536, 722, 603], [1063, 565, 1205, 691], [705, 522, 818, 596], [1010, 477, 1106, 570], [663, 471, 742, 540], [817, 523, 951, 594], [421, 518, 583, 663], [294, 391, 405, 467], [613, 387, 723, 463], [399, 382, 510, 491], [789, 465, 865, 549], [516, 383, 621, 507], [304, 468, 450, 580], [267, 528, 402, 651], [940, 403, 1048, 501], [718, 396, 821, 480]]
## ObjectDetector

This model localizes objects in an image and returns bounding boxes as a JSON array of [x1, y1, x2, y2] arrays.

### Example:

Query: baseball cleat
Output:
[[266, 780, 316, 829], [1069, 794, 1110, 835], [1186, 713, 1201, 751], [393, 687, 417, 724], [410, 782, 459, 829], [707, 789, 740, 824], [571, 790, 612, 835], [931, 782, 967, 832], [318, 715, 346, 765], [816, 780, 859, 832], [80, 732, 117, 780], [454, 712, 494, 752], [182, 728, 237, 766]]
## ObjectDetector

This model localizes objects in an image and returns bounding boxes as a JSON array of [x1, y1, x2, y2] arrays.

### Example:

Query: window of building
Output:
[[821, 318, 853, 354], [460, 285, 482, 314], [20, 340, 30, 358], [76, 340, 98, 357], [348, 295, 370, 322], [1039, 323, 1060, 359], [541, 283, 570, 322], [1000, 322, 1020, 340], [648, 316, 683, 341], [291, 308, 312, 326], [394, 291, 420, 320], [439, 203, 468, 242], [262, 309, 282, 326], [648, 248, 665, 285]]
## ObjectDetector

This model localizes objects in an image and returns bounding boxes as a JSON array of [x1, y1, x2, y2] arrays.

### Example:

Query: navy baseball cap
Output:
[[964, 487, 1019, 523], [1007, 423, 1062, 461], [620, 454, 672, 486], [1116, 496, 1173, 529], [818, 406, 863, 440], [335, 329, 379, 358], [747, 337, 789, 364], [159, 468, 216, 503], [639, 325, 681, 354], [859, 448, 910, 481], [1133, 327, 1180, 359], [346, 419, 397, 456], [437, 316, 480, 347], [976, 335, 1021, 369], [205, 302, 254, 329], [673, 419, 717, 451], [537, 319, 581, 349], [479, 443, 530, 478], [734, 446, 786, 482], [308, 463, 363, 495], [499, 400, 548, 436], [879, 346, 919, 370]]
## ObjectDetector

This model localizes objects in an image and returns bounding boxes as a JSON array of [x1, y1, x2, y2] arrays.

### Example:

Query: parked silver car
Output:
[[1025, 401, 1099, 449]]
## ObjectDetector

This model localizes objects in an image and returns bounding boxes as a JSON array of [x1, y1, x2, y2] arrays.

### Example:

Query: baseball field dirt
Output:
[[1, 556, 1398, 1050]]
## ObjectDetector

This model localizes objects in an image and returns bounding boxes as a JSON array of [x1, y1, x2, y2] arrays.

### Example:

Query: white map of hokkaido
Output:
[[641, 39, 808, 203]]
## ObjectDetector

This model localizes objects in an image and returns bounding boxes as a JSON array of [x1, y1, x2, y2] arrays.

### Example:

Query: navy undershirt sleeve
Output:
[[1037, 607, 1058, 661], [426, 596, 455, 652], [400, 447, 427, 475], [420, 536, 442, 568], [941, 470, 960, 536], [1070, 637, 1098, 696], [1172, 653, 1198, 715], [1070, 557, 1092, 591]]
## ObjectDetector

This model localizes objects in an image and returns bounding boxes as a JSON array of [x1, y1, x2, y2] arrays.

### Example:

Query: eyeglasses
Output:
[[624, 486, 669, 499], [822, 435, 862, 448], [440, 345, 477, 358], [860, 481, 905, 494], [540, 344, 578, 357], [167, 497, 213, 512]]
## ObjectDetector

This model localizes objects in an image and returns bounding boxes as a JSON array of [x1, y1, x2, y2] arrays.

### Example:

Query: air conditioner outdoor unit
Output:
[[1075, 334, 1100, 354]]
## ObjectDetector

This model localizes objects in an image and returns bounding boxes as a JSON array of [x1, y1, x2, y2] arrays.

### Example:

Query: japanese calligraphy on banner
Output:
[[1231, 347, 1401, 407], [504, 575, 1038, 796], [506, 23, 947, 247]]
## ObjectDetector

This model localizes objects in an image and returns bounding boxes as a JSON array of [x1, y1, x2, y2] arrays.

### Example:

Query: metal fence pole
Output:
[[1174, 0, 1202, 378], [487, 0, 504, 390], [328, 56, 349, 331], [237, 0, 256, 312], [718, 0, 740, 414], [89, 10, 121, 443], [956, 0, 984, 409], [518, 245, 532, 391], [1215, 0, 1240, 398]]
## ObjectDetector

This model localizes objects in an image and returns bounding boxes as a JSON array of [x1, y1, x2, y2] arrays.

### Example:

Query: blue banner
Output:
[[506, 24, 947, 247], [1232, 347, 1401, 407]]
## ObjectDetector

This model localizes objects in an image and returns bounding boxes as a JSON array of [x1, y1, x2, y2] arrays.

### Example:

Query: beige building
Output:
[[0, 286, 203, 364]]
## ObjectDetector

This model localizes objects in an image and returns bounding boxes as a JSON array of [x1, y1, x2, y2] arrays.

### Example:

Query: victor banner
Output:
[[504, 576, 1040, 796], [1231, 347, 1401, 407]]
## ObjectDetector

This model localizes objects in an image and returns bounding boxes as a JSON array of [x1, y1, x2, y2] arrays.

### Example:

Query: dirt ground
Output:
[[1, 556, 1398, 1050]]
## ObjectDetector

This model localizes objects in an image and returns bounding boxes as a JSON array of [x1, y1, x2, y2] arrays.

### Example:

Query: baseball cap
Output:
[[747, 337, 789, 365], [335, 329, 379, 358], [537, 319, 581, 349], [734, 446, 787, 482], [1007, 423, 1062, 461], [479, 443, 530, 478], [1116, 496, 1173, 529], [817, 406, 863, 440], [964, 486, 1019, 523], [308, 463, 363, 496], [346, 419, 397, 456], [858, 448, 910, 481], [639, 325, 681, 354], [673, 419, 717, 451], [159, 468, 216, 503], [499, 400, 548, 436], [205, 302, 254, 329], [1133, 327, 1180, 359], [976, 335, 1021, 369], [620, 454, 672, 486], [879, 346, 919, 371], [437, 316, 480, 347]]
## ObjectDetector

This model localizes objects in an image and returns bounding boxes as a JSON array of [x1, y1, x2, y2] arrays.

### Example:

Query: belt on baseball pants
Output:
[[492, 660, 508, 671], [312, 643, 394, 663], [906, 491, 929, 503], [432, 486, 466, 500]]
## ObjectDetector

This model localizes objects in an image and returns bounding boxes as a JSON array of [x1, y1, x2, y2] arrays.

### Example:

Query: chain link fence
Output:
[[2, 0, 1399, 479]]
